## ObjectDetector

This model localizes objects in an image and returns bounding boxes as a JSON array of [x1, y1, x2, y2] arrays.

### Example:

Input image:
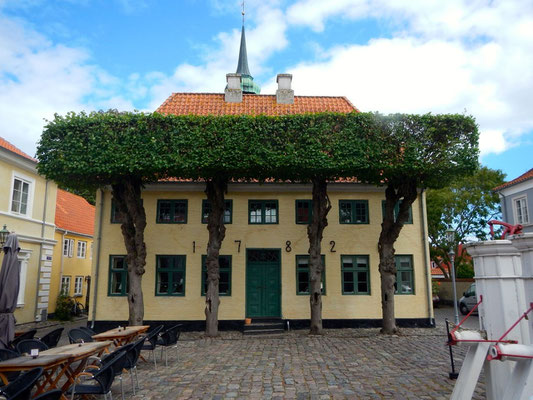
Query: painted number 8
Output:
[[285, 240, 292, 252]]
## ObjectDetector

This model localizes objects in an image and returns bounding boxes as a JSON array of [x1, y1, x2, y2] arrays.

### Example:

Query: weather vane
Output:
[[241, 0, 245, 25]]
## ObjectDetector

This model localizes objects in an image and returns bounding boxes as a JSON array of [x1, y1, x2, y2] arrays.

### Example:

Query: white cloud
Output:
[[282, 0, 533, 156], [0, 14, 133, 156]]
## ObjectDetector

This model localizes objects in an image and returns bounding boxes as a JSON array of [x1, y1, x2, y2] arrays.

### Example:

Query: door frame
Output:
[[245, 248, 282, 318]]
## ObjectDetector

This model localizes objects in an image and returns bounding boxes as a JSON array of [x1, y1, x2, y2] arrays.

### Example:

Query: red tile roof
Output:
[[55, 189, 95, 236], [0, 137, 36, 162], [494, 168, 533, 191], [156, 93, 358, 116]]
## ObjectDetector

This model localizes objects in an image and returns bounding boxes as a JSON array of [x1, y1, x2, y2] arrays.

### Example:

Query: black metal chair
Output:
[[38, 328, 64, 349], [15, 339, 49, 355], [67, 350, 127, 400], [68, 328, 93, 344], [79, 326, 96, 336], [9, 329, 37, 349], [89, 344, 133, 400], [0, 349, 21, 385], [141, 325, 163, 368], [124, 336, 146, 395], [32, 389, 63, 400], [157, 324, 181, 366], [0, 367, 43, 400]]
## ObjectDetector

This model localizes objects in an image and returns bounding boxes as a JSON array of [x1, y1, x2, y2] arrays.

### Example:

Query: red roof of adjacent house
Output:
[[494, 168, 533, 191], [55, 189, 95, 236], [156, 93, 358, 116], [0, 137, 36, 162]]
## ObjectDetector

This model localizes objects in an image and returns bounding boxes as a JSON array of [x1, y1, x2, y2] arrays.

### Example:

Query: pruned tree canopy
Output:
[[37, 111, 478, 188]]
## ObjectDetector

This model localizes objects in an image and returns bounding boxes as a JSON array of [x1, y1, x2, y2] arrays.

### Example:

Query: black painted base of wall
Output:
[[89, 318, 435, 333]]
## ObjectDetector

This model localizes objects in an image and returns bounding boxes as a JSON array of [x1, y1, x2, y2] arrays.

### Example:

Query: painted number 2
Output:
[[330, 240, 336, 252]]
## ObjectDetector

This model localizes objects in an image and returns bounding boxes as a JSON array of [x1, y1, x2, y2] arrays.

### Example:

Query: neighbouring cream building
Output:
[[0, 137, 57, 324], [88, 26, 434, 330], [48, 189, 95, 316]]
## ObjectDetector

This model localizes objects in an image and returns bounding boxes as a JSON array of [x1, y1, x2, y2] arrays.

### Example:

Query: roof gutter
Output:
[[33, 179, 49, 321], [91, 189, 105, 329]]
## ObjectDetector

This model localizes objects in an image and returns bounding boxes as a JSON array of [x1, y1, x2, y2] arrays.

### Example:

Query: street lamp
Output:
[[446, 227, 459, 324], [0, 225, 9, 247]]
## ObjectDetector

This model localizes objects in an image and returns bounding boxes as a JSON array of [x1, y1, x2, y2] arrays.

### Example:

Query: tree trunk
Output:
[[378, 182, 418, 334], [112, 178, 147, 326], [204, 178, 227, 337], [307, 178, 331, 335]]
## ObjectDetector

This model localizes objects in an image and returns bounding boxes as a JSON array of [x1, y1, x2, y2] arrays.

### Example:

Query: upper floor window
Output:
[[201, 255, 232, 296], [63, 239, 74, 258], [157, 200, 187, 224], [109, 255, 128, 296], [514, 196, 529, 224], [10, 175, 33, 216], [77, 241, 87, 258], [339, 200, 368, 224], [382, 200, 413, 224], [395, 255, 414, 295], [202, 200, 232, 224], [110, 199, 123, 224], [249, 200, 278, 224], [295, 200, 313, 224]]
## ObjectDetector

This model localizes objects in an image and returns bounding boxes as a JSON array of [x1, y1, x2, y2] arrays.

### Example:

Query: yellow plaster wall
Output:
[[49, 231, 93, 313], [91, 185, 432, 322], [0, 157, 57, 324]]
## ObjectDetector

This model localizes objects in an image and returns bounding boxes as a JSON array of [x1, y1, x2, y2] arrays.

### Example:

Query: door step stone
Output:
[[243, 320, 285, 336]]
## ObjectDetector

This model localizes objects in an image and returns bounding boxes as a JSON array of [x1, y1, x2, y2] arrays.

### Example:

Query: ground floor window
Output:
[[296, 255, 325, 295], [341, 255, 370, 294], [201, 255, 231, 296], [61, 275, 71, 295], [109, 255, 128, 296], [395, 255, 414, 294], [156, 255, 186, 296], [74, 276, 83, 296]]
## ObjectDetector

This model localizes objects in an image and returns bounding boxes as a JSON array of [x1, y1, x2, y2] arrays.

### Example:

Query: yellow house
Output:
[[88, 76, 434, 329], [0, 137, 57, 324], [48, 189, 95, 316]]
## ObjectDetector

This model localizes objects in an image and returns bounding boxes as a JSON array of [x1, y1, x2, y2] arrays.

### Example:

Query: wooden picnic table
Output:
[[92, 325, 149, 347], [0, 340, 112, 400]]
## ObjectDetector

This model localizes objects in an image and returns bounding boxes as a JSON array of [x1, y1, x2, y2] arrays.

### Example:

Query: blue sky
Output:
[[0, 0, 532, 181]]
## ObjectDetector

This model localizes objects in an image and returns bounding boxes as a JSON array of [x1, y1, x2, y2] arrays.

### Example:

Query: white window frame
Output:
[[74, 276, 83, 296], [61, 276, 71, 295], [77, 241, 87, 258], [513, 195, 529, 225], [16, 251, 31, 307], [63, 239, 74, 257], [9, 171, 35, 218]]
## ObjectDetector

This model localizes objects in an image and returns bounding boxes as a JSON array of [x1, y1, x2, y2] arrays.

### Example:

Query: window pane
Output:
[[344, 281, 354, 293], [171, 271, 184, 294], [249, 202, 262, 223], [296, 201, 311, 224], [343, 271, 353, 284], [265, 202, 277, 223], [342, 256, 353, 269], [158, 272, 169, 294], [357, 272, 368, 293], [340, 202, 352, 223], [298, 271, 309, 293], [158, 202, 171, 222], [159, 257, 171, 269], [354, 202, 366, 222], [113, 258, 125, 270]]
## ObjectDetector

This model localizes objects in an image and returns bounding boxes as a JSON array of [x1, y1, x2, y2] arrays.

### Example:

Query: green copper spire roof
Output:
[[235, 25, 260, 94]]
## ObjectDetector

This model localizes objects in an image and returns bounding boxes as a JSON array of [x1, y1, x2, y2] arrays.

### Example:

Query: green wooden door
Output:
[[246, 249, 281, 318]]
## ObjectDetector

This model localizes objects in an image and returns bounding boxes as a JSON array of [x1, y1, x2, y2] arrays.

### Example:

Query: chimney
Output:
[[225, 73, 242, 103], [276, 74, 294, 104]]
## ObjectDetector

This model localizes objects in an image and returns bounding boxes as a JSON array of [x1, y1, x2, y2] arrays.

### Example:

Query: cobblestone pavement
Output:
[[127, 327, 484, 400]]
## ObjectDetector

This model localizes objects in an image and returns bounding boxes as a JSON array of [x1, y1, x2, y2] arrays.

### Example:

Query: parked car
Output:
[[459, 283, 477, 315]]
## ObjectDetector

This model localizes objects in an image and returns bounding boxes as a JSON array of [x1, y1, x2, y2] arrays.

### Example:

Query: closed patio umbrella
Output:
[[0, 233, 21, 349]]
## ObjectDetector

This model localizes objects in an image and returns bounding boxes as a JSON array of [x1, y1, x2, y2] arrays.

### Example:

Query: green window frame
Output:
[[155, 255, 186, 296], [296, 255, 326, 295], [382, 200, 412, 224], [339, 200, 369, 224], [111, 199, 123, 224], [395, 255, 414, 295], [201, 255, 232, 296], [201, 200, 233, 224], [248, 200, 279, 224], [341, 255, 370, 295], [108, 255, 128, 296], [295, 200, 313, 224], [156, 200, 188, 224]]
